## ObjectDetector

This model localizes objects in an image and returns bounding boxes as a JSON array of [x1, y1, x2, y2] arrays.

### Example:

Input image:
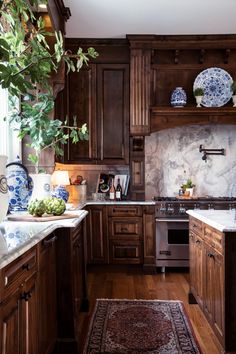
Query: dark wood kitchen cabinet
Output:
[[0, 247, 38, 354], [86, 205, 109, 264], [61, 62, 129, 165], [128, 34, 236, 134], [55, 220, 88, 353], [38, 233, 57, 354], [189, 217, 236, 353], [108, 205, 143, 264]]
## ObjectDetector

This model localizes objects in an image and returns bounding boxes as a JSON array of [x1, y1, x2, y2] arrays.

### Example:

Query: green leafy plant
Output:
[[193, 87, 204, 97], [231, 81, 236, 95], [181, 179, 196, 190], [0, 0, 98, 172], [10, 92, 89, 173]]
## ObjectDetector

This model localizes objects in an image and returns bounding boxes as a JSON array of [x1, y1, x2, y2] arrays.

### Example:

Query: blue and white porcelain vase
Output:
[[171, 87, 187, 107], [6, 157, 33, 211], [51, 185, 69, 203], [0, 155, 9, 222]]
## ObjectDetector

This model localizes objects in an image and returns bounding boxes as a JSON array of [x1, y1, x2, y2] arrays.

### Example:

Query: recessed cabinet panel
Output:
[[65, 65, 97, 163], [109, 240, 142, 264], [109, 217, 142, 239], [97, 64, 129, 164]]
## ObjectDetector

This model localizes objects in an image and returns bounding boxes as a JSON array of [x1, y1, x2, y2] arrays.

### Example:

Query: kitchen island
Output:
[[187, 209, 236, 354], [0, 210, 88, 354]]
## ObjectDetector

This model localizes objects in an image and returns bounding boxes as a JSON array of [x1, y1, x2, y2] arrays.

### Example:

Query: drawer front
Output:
[[109, 217, 142, 239], [108, 205, 142, 217], [204, 225, 223, 253], [1, 247, 37, 300], [109, 240, 143, 264], [189, 217, 203, 236]]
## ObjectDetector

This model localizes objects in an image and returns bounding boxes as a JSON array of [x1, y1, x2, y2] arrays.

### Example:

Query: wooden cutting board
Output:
[[7, 212, 79, 222]]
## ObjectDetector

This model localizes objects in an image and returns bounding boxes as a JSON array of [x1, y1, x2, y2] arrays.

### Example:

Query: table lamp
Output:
[[51, 170, 70, 202]]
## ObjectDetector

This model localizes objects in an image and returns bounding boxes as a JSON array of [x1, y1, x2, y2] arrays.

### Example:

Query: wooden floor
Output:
[[79, 265, 222, 354]]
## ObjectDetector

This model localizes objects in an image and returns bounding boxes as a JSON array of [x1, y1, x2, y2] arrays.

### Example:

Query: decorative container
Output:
[[232, 95, 236, 107], [195, 96, 203, 108], [6, 157, 33, 211], [171, 87, 187, 107], [0, 155, 9, 223], [30, 173, 52, 201]]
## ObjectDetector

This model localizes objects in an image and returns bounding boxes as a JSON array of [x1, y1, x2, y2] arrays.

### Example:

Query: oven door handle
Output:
[[155, 218, 189, 222]]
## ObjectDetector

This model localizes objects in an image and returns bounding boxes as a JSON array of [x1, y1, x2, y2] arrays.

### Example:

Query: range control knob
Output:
[[179, 204, 186, 214]]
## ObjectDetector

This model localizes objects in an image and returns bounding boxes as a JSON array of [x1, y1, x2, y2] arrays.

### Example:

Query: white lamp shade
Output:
[[52, 170, 70, 186]]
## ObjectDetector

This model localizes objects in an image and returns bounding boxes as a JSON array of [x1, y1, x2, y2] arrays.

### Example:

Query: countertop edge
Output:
[[0, 210, 88, 270], [187, 210, 236, 232]]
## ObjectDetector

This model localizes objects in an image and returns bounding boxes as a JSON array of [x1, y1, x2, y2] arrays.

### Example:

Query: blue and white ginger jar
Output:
[[6, 157, 33, 211], [171, 87, 187, 107]]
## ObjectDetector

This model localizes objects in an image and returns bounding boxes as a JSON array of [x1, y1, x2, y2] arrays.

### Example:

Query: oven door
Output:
[[155, 218, 189, 267]]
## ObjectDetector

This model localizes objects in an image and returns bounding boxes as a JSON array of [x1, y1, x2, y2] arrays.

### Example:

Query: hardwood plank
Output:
[[78, 266, 221, 354]]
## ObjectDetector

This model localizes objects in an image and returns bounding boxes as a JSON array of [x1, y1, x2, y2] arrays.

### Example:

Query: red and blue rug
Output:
[[83, 299, 201, 353]]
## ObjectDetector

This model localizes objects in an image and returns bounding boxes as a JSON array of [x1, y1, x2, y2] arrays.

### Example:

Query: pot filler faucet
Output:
[[199, 144, 225, 162]]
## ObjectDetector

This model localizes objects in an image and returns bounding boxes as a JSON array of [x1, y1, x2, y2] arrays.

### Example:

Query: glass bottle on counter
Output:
[[109, 177, 115, 200], [115, 178, 122, 201]]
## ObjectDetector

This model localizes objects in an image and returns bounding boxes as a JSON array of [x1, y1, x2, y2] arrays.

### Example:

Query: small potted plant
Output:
[[181, 179, 195, 197], [231, 81, 236, 107], [193, 87, 204, 107]]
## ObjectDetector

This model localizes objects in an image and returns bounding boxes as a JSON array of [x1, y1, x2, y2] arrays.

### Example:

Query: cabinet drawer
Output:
[[108, 205, 142, 217], [109, 217, 142, 239], [109, 240, 143, 264], [0, 247, 37, 300], [204, 225, 223, 253], [189, 217, 203, 236]]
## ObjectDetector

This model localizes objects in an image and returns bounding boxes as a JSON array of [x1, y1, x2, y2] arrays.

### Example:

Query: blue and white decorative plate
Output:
[[193, 67, 233, 107]]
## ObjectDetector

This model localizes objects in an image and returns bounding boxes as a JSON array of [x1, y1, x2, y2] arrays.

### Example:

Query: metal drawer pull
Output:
[[22, 263, 33, 271], [43, 235, 57, 245], [207, 253, 215, 258], [196, 240, 201, 244], [20, 291, 32, 302], [4, 276, 8, 286]]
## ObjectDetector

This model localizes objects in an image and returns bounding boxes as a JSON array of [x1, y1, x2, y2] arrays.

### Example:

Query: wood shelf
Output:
[[150, 106, 236, 132]]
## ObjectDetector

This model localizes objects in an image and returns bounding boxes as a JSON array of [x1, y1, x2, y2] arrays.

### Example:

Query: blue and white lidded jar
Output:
[[171, 87, 187, 107], [6, 156, 33, 212]]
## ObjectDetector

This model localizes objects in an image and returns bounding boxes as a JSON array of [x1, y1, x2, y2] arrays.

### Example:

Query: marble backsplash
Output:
[[145, 125, 236, 199]]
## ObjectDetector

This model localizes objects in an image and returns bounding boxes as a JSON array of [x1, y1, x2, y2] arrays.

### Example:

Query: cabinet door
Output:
[[204, 245, 224, 342], [72, 227, 83, 327], [64, 65, 97, 163], [38, 234, 57, 354], [0, 291, 21, 354], [21, 275, 38, 354], [97, 64, 129, 164], [86, 206, 108, 264], [191, 233, 204, 307]]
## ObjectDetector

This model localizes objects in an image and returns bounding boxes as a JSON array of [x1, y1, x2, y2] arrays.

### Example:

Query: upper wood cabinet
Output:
[[58, 39, 130, 165], [127, 34, 236, 134]]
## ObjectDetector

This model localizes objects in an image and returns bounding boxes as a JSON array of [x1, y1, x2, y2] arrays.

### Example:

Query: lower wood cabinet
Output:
[[38, 233, 57, 354], [55, 221, 88, 353], [0, 218, 88, 354], [86, 204, 156, 270], [108, 206, 143, 264], [0, 247, 38, 354], [189, 216, 236, 353], [86, 205, 108, 264]]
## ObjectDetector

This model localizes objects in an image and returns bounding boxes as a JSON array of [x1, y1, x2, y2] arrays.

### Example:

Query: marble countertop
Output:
[[74, 199, 155, 208], [0, 199, 154, 270], [0, 210, 88, 270], [187, 209, 236, 232]]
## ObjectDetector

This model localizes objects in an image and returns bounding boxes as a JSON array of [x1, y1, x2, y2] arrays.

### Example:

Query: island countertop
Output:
[[187, 209, 236, 232], [0, 210, 88, 269]]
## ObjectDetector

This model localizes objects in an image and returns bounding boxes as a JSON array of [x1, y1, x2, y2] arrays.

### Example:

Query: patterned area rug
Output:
[[83, 299, 202, 354]]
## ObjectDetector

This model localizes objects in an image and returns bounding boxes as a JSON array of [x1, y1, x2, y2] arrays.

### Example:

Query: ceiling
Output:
[[63, 0, 236, 38]]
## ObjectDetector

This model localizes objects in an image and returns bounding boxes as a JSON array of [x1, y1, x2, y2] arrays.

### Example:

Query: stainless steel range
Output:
[[154, 197, 236, 271]]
